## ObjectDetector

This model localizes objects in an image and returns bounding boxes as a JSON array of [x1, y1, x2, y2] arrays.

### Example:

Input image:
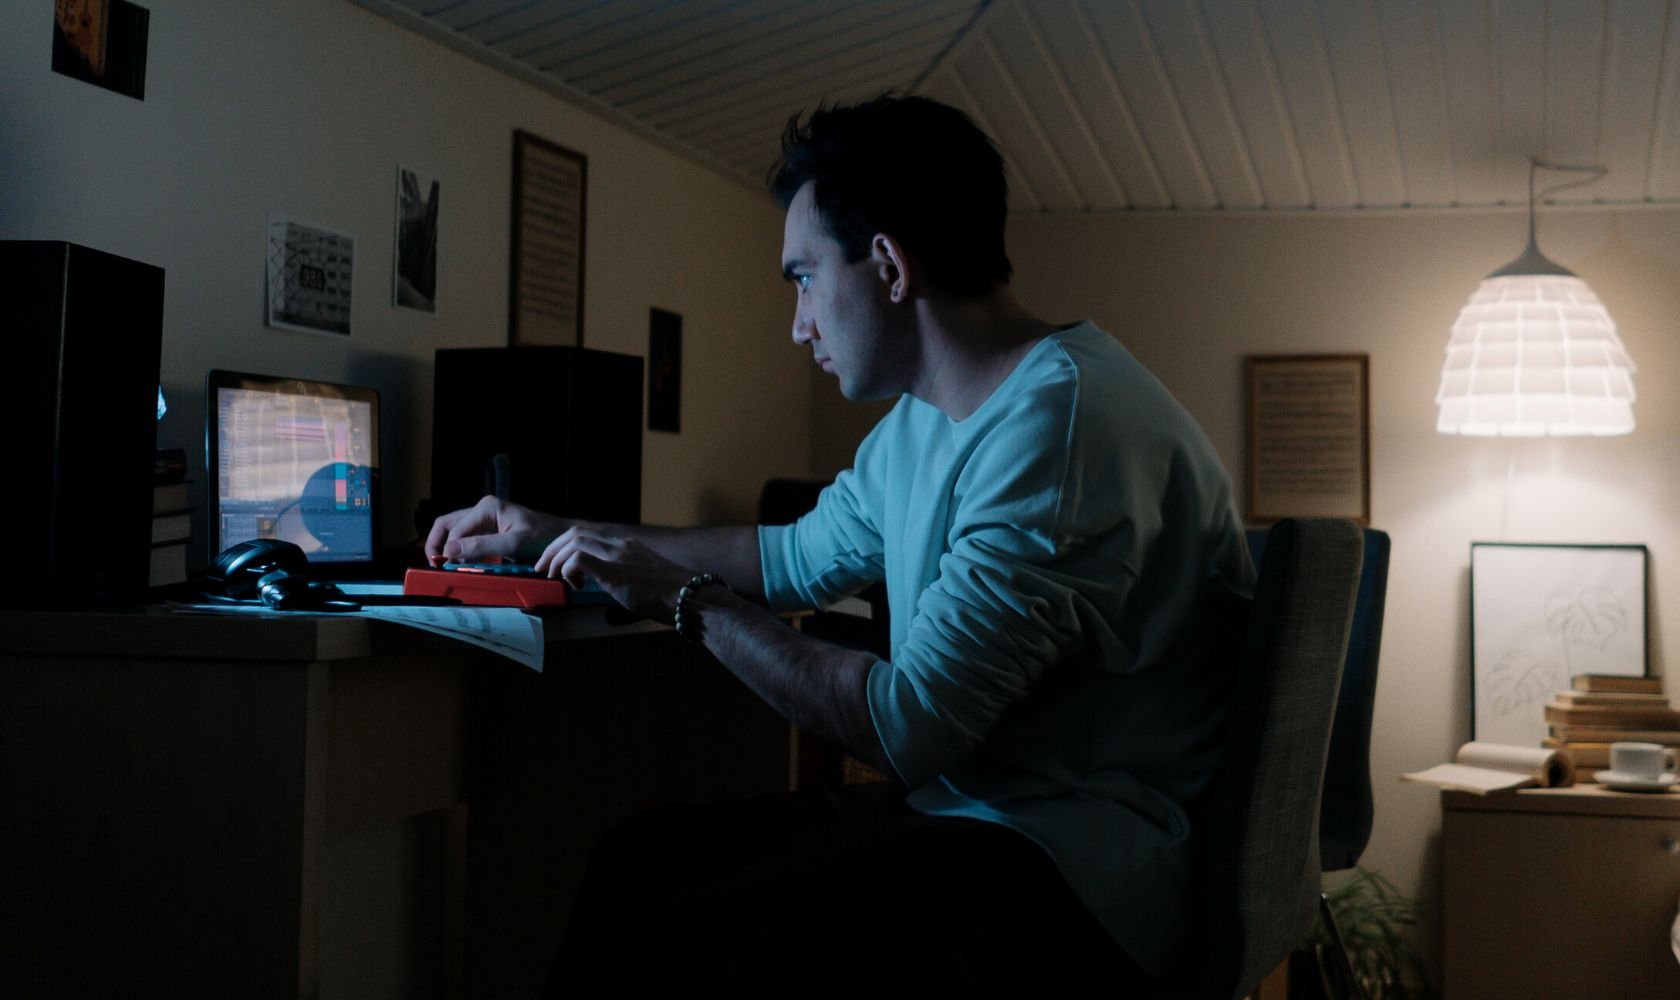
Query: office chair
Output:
[[1249, 525, 1391, 1000], [1149, 517, 1364, 999]]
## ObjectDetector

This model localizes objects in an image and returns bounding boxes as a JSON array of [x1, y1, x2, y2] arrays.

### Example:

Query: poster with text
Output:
[[267, 214, 354, 336]]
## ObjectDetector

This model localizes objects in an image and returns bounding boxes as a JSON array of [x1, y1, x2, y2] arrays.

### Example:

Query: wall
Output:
[[1001, 204, 1679, 969], [0, 0, 807, 555]]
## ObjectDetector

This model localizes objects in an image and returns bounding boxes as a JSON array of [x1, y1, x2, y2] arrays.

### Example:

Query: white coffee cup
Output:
[[1609, 741, 1679, 781]]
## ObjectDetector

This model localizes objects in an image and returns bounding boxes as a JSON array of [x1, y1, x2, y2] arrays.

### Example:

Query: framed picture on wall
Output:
[[1244, 354, 1370, 525], [509, 130, 586, 347], [648, 307, 682, 433], [1470, 542, 1649, 745], [265, 213, 354, 336], [393, 165, 439, 313], [52, 0, 150, 101]]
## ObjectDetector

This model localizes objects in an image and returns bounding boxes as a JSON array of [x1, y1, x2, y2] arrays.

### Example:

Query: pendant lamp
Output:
[[1434, 159, 1635, 436]]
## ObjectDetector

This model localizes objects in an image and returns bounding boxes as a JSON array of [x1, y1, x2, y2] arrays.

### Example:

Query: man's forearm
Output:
[[685, 584, 891, 775], [597, 524, 768, 603], [534, 517, 886, 766]]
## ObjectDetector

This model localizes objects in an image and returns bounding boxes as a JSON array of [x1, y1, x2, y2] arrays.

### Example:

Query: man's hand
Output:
[[423, 495, 573, 566], [537, 527, 695, 624]]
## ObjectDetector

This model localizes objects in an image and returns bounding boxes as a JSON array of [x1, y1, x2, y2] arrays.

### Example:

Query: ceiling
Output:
[[356, 0, 1680, 214]]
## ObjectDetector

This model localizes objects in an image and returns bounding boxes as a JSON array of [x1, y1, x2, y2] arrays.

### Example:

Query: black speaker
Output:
[[0, 241, 165, 606], [430, 346, 643, 524]]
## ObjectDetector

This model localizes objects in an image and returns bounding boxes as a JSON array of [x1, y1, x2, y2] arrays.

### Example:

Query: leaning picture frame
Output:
[[509, 130, 586, 347], [1469, 542, 1649, 746]]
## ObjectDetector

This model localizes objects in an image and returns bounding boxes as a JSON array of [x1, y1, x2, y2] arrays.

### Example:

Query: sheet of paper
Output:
[[355, 605, 544, 671], [336, 581, 407, 597], [169, 601, 544, 671]]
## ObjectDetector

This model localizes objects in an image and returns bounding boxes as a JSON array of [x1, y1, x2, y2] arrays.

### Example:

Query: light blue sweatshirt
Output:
[[759, 322, 1253, 976]]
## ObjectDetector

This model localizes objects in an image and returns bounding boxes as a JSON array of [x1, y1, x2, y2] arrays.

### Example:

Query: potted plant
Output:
[[1291, 867, 1436, 1000]]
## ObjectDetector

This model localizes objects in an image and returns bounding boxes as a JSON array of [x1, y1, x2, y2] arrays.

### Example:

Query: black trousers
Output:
[[541, 785, 1150, 997]]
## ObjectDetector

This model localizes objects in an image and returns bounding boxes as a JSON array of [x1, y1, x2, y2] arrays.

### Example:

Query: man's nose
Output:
[[792, 311, 814, 345]]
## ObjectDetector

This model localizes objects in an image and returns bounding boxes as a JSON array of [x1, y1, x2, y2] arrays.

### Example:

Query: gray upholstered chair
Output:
[[1150, 517, 1365, 999], [1250, 525, 1392, 999]]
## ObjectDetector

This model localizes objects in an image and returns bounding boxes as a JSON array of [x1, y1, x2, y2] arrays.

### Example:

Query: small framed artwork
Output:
[[52, 0, 150, 101], [1470, 542, 1649, 745], [648, 307, 682, 433], [394, 165, 439, 313], [266, 214, 354, 336], [509, 130, 586, 346], [1245, 354, 1370, 525]]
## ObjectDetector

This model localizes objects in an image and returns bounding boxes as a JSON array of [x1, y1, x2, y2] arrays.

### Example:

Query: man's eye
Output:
[[796, 274, 811, 291]]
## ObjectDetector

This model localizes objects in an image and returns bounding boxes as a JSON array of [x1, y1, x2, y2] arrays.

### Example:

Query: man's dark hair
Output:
[[769, 94, 1012, 298]]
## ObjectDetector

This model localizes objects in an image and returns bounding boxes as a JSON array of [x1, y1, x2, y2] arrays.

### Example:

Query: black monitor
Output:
[[205, 370, 380, 575]]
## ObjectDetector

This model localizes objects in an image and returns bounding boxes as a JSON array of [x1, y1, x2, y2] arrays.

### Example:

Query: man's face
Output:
[[780, 182, 908, 401]]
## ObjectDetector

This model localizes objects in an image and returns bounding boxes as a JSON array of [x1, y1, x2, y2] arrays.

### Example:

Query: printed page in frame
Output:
[[1246, 354, 1370, 524], [510, 130, 587, 346]]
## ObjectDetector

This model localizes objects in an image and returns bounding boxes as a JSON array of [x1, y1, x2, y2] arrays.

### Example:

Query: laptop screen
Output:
[[206, 370, 380, 573]]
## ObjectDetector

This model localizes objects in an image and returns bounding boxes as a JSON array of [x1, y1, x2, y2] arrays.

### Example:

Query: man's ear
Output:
[[871, 233, 911, 303]]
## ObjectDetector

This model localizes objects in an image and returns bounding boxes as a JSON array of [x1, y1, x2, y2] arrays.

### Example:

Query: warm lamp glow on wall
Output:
[[1435, 160, 1635, 436]]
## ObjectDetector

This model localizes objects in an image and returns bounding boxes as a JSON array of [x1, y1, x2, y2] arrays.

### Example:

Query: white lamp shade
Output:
[[1435, 274, 1636, 436]]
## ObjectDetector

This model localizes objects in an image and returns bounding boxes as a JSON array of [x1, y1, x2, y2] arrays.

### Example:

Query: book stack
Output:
[[1543, 674, 1677, 784], [151, 447, 192, 589]]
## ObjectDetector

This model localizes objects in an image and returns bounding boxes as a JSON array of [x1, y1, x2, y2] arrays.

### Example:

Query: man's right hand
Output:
[[423, 495, 572, 567]]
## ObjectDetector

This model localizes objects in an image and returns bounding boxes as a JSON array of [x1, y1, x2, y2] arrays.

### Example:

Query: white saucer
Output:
[[1594, 770, 1679, 792]]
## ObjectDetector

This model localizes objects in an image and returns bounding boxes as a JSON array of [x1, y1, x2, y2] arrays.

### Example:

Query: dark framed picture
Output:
[[648, 308, 682, 433], [1470, 542, 1649, 744], [1245, 354, 1370, 525], [394, 165, 439, 313], [509, 130, 586, 346], [51, 0, 149, 100]]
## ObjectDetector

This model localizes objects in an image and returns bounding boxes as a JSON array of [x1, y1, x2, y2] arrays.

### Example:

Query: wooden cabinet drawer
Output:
[[1444, 791, 1680, 1000]]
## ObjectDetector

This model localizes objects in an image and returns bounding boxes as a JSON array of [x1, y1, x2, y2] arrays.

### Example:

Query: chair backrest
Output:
[[1319, 528, 1390, 871], [1191, 518, 1364, 999], [1248, 526, 1391, 873]]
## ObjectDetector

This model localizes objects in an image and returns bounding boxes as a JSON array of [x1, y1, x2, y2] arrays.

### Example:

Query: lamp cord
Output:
[[1501, 445, 1516, 541], [1525, 158, 1609, 244]]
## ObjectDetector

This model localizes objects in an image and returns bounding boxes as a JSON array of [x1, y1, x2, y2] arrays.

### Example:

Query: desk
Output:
[[1443, 785, 1680, 999], [0, 606, 790, 999]]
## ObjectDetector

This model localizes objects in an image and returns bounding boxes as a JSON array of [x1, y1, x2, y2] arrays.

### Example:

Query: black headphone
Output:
[[208, 538, 357, 611]]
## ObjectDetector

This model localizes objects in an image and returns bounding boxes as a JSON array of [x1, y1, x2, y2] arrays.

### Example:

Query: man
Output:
[[426, 94, 1253, 993]]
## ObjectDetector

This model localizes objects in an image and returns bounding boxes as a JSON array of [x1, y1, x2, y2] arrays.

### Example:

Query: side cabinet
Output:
[[1443, 787, 1680, 1000]]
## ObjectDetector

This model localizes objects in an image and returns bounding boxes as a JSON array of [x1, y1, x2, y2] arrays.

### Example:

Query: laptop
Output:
[[205, 369, 385, 582]]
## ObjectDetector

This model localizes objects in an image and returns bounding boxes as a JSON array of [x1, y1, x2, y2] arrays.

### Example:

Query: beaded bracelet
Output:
[[674, 572, 730, 643]]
